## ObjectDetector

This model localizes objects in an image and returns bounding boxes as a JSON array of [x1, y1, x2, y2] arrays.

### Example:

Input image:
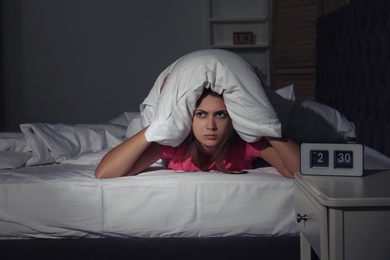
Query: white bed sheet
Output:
[[1, 112, 390, 239], [0, 165, 298, 239]]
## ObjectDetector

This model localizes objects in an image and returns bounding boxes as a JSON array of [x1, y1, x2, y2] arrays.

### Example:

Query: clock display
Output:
[[310, 150, 329, 168], [334, 151, 353, 168], [300, 143, 363, 176]]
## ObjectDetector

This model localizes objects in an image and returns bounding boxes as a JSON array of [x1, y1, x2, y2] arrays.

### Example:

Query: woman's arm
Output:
[[259, 136, 300, 178], [95, 127, 161, 179]]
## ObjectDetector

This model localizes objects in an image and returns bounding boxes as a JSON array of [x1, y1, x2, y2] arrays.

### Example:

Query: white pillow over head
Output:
[[140, 49, 281, 146]]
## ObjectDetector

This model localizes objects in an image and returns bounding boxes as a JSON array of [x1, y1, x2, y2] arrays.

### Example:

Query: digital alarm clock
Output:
[[300, 143, 364, 176]]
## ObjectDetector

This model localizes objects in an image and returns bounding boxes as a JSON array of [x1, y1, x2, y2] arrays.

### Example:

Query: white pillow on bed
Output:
[[0, 134, 29, 152], [0, 151, 32, 169], [264, 84, 295, 134], [108, 112, 141, 127], [140, 49, 281, 146], [270, 85, 356, 143], [275, 84, 295, 101], [301, 100, 356, 140], [76, 123, 127, 138], [20, 123, 112, 166], [125, 113, 143, 138]]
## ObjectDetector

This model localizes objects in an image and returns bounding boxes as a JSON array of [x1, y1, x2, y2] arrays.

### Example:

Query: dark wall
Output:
[[2, 0, 207, 131]]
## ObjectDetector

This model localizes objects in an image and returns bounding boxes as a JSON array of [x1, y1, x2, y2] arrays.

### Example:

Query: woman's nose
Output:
[[206, 116, 217, 130]]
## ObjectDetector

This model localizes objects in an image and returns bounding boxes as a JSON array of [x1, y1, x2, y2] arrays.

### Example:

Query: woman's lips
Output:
[[204, 134, 217, 140]]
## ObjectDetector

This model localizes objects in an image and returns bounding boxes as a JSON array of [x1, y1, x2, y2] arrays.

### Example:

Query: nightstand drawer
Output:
[[294, 186, 326, 257]]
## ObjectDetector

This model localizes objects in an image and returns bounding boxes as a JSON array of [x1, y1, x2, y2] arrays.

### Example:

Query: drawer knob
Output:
[[297, 213, 308, 223]]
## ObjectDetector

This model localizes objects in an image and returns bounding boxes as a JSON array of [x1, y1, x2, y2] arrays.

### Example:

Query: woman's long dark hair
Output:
[[182, 88, 242, 173]]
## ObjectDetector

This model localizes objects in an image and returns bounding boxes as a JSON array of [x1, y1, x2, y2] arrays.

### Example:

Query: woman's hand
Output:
[[260, 136, 300, 178], [95, 127, 161, 179]]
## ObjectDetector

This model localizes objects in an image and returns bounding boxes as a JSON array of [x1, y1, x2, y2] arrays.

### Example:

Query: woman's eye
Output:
[[216, 112, 228, 117], [196, 111, 206, 117]]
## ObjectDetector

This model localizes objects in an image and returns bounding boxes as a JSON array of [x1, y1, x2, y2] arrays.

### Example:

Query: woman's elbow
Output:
[[292, 161, 301, 175], [95, 165, 114, 179], [288, 161, 300, 178], [95, 167, 106, 179], [284, 158, 300, 178]]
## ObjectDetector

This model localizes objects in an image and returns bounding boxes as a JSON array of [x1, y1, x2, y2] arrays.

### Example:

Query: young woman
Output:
[[95, 88, 300, 179]]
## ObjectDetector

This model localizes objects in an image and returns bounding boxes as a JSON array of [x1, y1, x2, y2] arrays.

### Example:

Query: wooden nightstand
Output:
[[294, 170, 390, 260]]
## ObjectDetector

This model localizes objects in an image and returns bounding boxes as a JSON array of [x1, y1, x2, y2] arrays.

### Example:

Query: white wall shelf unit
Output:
[[207, 0, 271, 84]]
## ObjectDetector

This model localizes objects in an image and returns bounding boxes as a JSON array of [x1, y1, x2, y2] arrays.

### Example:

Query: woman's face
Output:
[[192, 94, 230, 154]]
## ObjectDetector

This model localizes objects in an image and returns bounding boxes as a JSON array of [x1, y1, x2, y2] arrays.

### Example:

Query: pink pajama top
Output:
[[160, 138, 263, 172]]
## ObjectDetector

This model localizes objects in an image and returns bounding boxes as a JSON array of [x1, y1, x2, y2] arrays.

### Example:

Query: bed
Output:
[[1, 1, 390, 259], [0, 115, 303, 259]]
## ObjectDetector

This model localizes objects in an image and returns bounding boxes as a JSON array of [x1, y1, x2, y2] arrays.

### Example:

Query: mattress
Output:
[[1, 111, 389, 240], [0, 165, 298, 239]]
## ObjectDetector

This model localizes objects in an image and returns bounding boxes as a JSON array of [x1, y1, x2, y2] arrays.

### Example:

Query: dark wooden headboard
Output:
[[316, 0, 390, 157]]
